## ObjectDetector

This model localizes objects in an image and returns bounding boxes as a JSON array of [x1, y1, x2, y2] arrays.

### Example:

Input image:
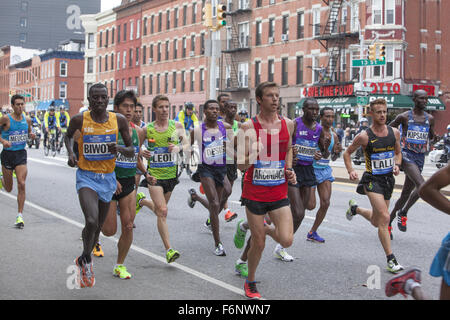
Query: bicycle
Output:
[[44, 128, 57, 157], [177, 143, 199, 180], [58, 127, 67, 154]]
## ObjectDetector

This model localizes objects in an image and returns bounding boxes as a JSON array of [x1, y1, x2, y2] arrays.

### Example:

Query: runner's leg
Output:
[[14, 164, 27, 214], [310, 180, 332, 233], [1, 166, 13, 192], [117, 190, 136, 264], [201, 176, 223, 247], [149, 185, 172, 250]]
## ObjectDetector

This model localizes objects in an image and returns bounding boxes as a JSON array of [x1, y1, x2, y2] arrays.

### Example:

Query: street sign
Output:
[[355, 90, 369, 96], [357, 96, 369, 105], [352, 59, 386, 67], [23, 94, 32, 98], [341, 114, 351, 118]]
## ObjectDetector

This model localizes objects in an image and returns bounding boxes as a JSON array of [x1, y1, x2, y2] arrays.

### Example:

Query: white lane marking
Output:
[[0, 191, 246, 298], [27, 157, 67, 168]]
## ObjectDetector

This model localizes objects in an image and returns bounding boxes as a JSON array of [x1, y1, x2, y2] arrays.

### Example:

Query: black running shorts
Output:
[[289, 165, 318, 188], [1, 149, 27, 170], [112, 177, 136, 201], [356, 172, 395, 200], [242, 198, 290, 216]]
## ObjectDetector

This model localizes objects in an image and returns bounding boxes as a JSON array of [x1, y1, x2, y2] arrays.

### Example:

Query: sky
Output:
[[101, 0, 122, 12]]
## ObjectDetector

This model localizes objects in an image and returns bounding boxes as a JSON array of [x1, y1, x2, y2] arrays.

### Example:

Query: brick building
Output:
[[9, 51, 85, 116]]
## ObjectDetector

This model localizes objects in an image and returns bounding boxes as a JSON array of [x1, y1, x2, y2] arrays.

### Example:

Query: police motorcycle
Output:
[[429, 130, 450, 169], [27, 121, 42, 149]]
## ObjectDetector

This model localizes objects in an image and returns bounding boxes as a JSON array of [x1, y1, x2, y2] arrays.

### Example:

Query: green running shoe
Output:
[[15, 215, 24, 229], [234, 219, 247, 249], [346, 199, 357, 221], [166, 248, 180, 263], [136, 192, 146, 215], [235, 262, 248, 278], [113, 265, 132, 279]]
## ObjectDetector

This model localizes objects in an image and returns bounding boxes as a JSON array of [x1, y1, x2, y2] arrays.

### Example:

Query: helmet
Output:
[[360, 117, 368, 123], [48, 106, 55, 111], [184, 102, 194, 110], [447, 124, 450, 130], [238, 109, 248, 115]]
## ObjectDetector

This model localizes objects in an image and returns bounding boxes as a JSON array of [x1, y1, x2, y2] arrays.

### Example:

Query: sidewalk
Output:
[[330, 165, 450, 196]]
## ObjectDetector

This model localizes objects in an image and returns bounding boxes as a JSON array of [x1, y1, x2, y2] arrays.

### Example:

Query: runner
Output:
[[274, 98, 330, 260], [388, 89, 439, 238], [307, 106, 342, 242], [344, 98, 404, 273], [190, 99, 233, 256], [386, 164, 450, 300], [238, 81, 296, 299], [131, 102, 146, 129], [101, 90, 155, 279], [65, 83, 136, 288], [188, 99, 239, 225], [143, 95, 189, 263], [0, 94, 35, 228]]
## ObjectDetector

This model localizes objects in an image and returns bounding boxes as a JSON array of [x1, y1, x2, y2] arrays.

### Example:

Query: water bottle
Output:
[[148, 138, 156, 161]]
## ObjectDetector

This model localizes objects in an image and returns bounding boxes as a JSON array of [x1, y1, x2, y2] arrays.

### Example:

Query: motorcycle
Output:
[[429, 139, 449, 169], [27, 122, 41, 149], [352, 146, 364, 166]]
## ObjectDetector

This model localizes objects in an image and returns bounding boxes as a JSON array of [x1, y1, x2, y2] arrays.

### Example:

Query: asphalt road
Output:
[[0, 147, 448, 300]]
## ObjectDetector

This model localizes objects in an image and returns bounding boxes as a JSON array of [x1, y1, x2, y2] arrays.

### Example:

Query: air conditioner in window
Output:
[[148, 58, 153, 64], [189, 51, 195, 57], [268, 37, 274, 44], [281, 34, 289, 41]]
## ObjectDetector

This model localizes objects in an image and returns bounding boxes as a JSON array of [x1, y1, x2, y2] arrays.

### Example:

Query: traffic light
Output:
[[202, 3, 213, 28], [379, 44, 386, 62], [217, 4, 227, 29], [368, 44, 377, 61]]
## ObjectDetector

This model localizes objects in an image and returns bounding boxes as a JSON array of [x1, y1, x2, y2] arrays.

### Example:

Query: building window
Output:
[[130, 20, 134, 40], [296, 56, 303, 84], [268, 59, 274, 82], [105, 54, 108, 71], [281, 57, 288, 85], [136, 47, 139, 66], [142, 75, 146, 96], [59, 83, 67, 99], [123, 23, 127, 41], [313, 8, 321, 36], [190, 70, 195, 92], [129, 48, 133, 67], [156, 74, 161, 94], [164, 73, 169, 93], [268, 18, 275, 40], [60, 61, 67, 77], [192, 3, 197, 24], [183, 5, 187, 25], [166, 10, 171, 30], [157, 43, 161, 62], [166, 41, 170, 60], [123, 50, 127, 69], [372, 0, 382, 24], [297, 12, 304, 39], [143, 17, 147, 36], [282, 15, 289, 36], [173, 71, 177, 91], [255, 61, 261, 86], [182, 37, 187, 58], [238, 22, 249, 48], [200, 68, 204, 91], [88, 33, 95, 49], [191, 35, 196, 54], [19, 33, 27, 43], [149, 74, 153, 94], [20, 1, 28, 12], [20, 17, 27, 28], [238, 63, 248, 88], [386, 46, 394, 77], [87, 58, 94, 73], [111, 53, 114, 71], [151, 15, 155, 34], [99, 56, 102, 72], [143, 45, 147, 65], [117, 25, 121, 43], [385, 0, 395, 24], [174, 39, 178, 59], [117, 52, 120, 70], [174, 8, 179, 28], [158, 12, 162, 32], [255, 21, 262, 45], [105, 29, 109, 47], [181, 71, 186, 92]]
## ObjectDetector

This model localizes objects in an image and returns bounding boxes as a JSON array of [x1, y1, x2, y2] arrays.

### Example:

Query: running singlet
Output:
[[294, 117, 322, 166], [115, 126, 139, 178], [78, 111, 118, 174], [313, 129, 334, 169], [402, 110, 430, 154], [2, 114, 28, 151], [242, 116, 289, 202], [364, 127, 396, 175], [201, 121, 227, 166], [147, 120, 178, 180]]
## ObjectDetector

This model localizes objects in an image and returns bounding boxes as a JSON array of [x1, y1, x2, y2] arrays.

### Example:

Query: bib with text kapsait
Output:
[[406, 124, 429, 145], [252, 160, 285, 186], [149, 147, 177, 168], [295, 138, 318, 163], [82, 134, 116, 161], [116, 145, 139, 169], [371, 151, 394, 175]]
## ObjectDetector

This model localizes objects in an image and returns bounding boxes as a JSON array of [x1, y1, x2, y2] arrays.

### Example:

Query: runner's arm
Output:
[[419, 165, 450, 215], [136, 126, 148, 175], [65, 113, 83, 167], [0, 116, 11, 148], [318, 127, 331, 160], [331, 132, 342, 161], [392, 127, 402, 176], [428, 114, 440, 144], [388, 112, 406, 128], [285, 119, 297, 184], [236, 121, 258, 172], [115, 113, 135, 158]]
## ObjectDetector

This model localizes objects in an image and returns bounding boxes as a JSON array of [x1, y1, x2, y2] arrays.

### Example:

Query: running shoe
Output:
[[0, 173, 3, 190], [15, 215, 24, 229], [385, 267, 421, 298], [388, 225, 394, 240], [93, 243, 104, 257], [387, 257, 405, 274], [397, 210, 407, 232], [215, 242, 226, 256], [204, 218, 212, 234], [274, 244, 294, 262], [136, 192, 146, 215], [234, 219, 247, 249], [13, 171, 16, 179], [346, 199, 357, 221], [75, 257, 95, 288], [306, 231, 325, 243], [224, 210, 238, 222], [187, 188, 196, 208], [244, 281, 261, 300], [235, 262, 248, 278], [113, 264, 132, 280], [166, 248, 180, 263]]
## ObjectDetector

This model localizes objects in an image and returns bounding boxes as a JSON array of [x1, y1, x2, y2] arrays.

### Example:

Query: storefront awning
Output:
[[296, 97, 357, 109], [425, 97, 446, 110]]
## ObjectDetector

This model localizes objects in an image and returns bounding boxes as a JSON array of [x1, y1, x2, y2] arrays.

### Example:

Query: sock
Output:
[[404, 279, 421, 295], [240, 223, 247, 232], [351, 205, 358, 216], [236, 258, 246, 265], [17, 213, 23, 218], [386, 253, 395, 262]]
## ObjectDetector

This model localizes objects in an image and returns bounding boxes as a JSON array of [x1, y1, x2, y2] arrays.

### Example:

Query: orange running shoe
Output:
[[75, 257, 95, 288], [224, 210, 238, 222], [199, 183, 205, 194]]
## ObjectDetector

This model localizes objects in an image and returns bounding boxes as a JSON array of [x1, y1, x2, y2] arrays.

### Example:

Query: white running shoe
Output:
[[274, 244, 294, 262]]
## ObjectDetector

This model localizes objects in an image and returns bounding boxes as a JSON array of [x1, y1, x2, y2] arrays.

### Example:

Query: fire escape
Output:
[[315, 0, 359, 84], [220, 0, 251, 92]]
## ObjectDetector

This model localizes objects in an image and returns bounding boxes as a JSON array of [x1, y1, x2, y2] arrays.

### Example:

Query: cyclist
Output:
[[43, 104, 60, 149], [238, 109, 249, 123], [174, 102, 199, 136], [57, 106, 70, 151]]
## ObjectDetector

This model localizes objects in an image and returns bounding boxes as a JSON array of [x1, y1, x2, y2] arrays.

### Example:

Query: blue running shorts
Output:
[[76, 169, 117, 203], [429, 232, 450, 286], [314, 166, 335, 185], [401, 149, 425, 173]]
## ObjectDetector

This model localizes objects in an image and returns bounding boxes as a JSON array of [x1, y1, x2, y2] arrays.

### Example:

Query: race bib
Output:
[[295, 138, 318, 162], [83, 134, 116, 161], [116, 145, 139, 169], [204, 138, 225, 164], [252, 160, 285, 186], [371, 151, 394, 175], [316, 153, 330, 166], [8, 130, 28, 146], [406, 124, 429, 145], [149, 147, 177, 168]]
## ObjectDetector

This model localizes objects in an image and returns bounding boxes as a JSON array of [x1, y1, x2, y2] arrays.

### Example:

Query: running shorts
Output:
[[429, 232, 450, 286], [241, 197, 290, 216], [401, 149, 425, 173], [356, 172, 395, 200], [314, 166, 335, 185], [193, 164, 227, 187], [289, 165, 318, 188], [1, 149, 27, 170], [76, 169, 117, 203], [112, 176, 136, 201], [152, 178, 179, 194]]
